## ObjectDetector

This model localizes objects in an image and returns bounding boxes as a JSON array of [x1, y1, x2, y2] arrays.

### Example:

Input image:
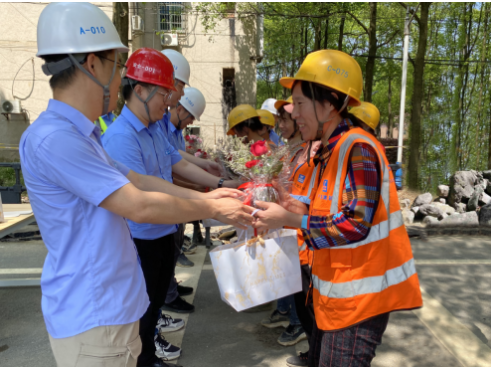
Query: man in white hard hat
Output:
[[158, 87, 210, 314], [20, 3, 253, 367], [260, 98, 283, 146]]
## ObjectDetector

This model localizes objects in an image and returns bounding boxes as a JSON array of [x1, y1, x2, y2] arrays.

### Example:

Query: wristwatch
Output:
[[217, 178, 225, 188]]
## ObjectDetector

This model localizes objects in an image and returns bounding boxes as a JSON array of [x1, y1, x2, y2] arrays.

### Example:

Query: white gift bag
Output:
[[210, 229, 302, 312]]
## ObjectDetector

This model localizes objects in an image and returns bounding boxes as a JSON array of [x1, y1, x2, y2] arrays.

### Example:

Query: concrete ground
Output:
[[2, 229, 491, 367]]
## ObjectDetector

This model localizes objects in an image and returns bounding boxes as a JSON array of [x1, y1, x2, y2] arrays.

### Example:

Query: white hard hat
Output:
[[261, 98, 278, 115], [161, 49, 191, 86], [36, 2, 129, 56], [180, 87, 206, 121]]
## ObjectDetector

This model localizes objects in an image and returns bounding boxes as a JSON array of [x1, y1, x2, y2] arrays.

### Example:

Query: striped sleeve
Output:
[[302, 143, 381, 249]]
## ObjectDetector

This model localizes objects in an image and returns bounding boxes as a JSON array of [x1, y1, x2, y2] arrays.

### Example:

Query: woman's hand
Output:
[[272, 179, 309, 215], [253, 201, 303, 232]]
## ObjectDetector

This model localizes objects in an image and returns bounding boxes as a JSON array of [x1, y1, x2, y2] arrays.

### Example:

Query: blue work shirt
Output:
[[103, 106, 182, 240], [269, 129, 284, 146], [19, 99, 149, 339], [157, 112, 186, 151]]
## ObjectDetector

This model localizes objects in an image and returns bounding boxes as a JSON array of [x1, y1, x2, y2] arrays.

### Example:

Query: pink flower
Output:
[[250, 140, 269, 156], [194, 152, 202, 157]]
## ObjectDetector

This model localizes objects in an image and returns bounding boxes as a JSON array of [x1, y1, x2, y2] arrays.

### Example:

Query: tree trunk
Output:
[[388, 67, 392, 133], [314, 19, 322, 51], [407, 3, 431, 190], [324, 18, 329, 49], [113, 2, 129, 115], [338, 14, 345, 51], [364, 2, 377, 102], [477, 3, 488, 168]]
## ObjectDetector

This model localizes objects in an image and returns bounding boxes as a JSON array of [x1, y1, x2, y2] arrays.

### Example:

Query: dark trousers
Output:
[[308, 313, 390, 367], [293, 264, 315, 344], [165, 224, 185, 304], [134, 234, 175, 365]]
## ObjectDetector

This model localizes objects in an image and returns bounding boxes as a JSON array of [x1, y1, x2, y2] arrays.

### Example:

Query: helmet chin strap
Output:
[[306, 82, 350, 166], [68, 50, 118, 116], [176, 103, 192, 130], [130, 82, 159, 124]]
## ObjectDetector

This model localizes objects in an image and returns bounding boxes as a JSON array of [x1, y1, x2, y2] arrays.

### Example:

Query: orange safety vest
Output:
[[289, 143, 318, 266], [308, 128, 422, 331]]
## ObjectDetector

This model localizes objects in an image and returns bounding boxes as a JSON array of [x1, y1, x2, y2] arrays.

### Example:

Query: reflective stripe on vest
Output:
[[98, 116, 108, 135], [309, 128, 422, 331], [312, 258, 416, 298]]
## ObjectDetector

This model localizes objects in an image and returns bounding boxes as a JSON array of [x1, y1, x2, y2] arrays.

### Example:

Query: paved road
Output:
[[2, 233, 491, 366]]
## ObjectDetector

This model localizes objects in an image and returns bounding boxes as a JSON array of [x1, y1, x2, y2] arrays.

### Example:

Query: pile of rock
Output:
[[401, 170, 491, 226]]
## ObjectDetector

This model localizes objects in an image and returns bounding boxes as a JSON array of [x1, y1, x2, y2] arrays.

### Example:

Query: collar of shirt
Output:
[[120, 105, 148, 132], [313, 118, 354, 167], [47, 99, 97, 137]]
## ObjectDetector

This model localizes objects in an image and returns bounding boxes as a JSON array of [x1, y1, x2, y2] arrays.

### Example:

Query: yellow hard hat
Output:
[[256, 109, 276, 127], [280, 50, 362, 107], [274, 96, 293, 111], [349, 102, 381, 131], [227, 104, 260, 135]]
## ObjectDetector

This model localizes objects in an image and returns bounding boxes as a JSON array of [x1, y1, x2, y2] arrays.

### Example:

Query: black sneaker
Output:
[[177, 284, 193, 296], [162, 295, 195, 313], [176, 253, 194, 268], [277, 324, 307, 346], [286, 351, 309, 367], [260, 309, 290, 328]]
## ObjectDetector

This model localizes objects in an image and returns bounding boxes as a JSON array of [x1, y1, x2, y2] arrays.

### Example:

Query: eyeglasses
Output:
[[155, 90, 171, 102], [98, 55, 127, 78]]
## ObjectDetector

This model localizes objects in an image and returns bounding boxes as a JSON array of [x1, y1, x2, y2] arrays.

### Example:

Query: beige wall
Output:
[[0, 2, 113, 160], [130, 2, 258, 144]]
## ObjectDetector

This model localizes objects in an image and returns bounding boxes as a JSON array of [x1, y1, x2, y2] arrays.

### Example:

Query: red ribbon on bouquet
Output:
[[238, 182, 273, 237]]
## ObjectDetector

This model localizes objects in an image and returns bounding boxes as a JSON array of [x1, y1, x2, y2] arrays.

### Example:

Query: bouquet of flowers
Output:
[[210, 136, 292, 207], [185, 134, 206, 157]]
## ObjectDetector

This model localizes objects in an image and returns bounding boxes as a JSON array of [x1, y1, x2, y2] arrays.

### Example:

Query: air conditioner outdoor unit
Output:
[[1, 99, 22, 114], [132, 15, 142, 31], [161, 33, 179, 47]]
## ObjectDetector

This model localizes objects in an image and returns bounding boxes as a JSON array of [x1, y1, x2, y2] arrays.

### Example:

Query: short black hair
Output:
[[233, 117, 264, 134], [122, 78, 154, 101], [294, 80, 349, 118], [41, 50, 112, 90]]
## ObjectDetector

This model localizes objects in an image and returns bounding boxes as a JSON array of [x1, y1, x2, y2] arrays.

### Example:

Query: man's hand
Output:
[[204, 161, 222, 177], [214, 198, 255, 229], [205, 188, 242, 199], [253, 201, 303, 232], [223, 180, 241, 189]]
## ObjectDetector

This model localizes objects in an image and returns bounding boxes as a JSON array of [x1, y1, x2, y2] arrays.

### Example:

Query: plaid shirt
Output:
[[302, 119, 381, 250]]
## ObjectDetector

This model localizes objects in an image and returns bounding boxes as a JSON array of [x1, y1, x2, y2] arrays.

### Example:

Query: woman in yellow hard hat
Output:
[[227, 104, 276, 149], [349, 101, 385, 154], [252, 50, 422, 367]]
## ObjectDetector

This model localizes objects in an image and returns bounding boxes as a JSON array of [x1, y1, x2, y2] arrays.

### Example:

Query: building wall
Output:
[[0, 2, 114, 160], [130, 2, 258, 144]]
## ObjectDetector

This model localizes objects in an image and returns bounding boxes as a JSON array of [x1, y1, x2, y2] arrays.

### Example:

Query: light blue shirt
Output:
[[157, 112, 186, 151], [19, 99, 149, 339], [102, 106, 182, 240], [269, 130, 284, 146]]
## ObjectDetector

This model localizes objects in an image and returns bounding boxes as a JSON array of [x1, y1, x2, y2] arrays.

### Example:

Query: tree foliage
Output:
[[195, 2, 491, 193]]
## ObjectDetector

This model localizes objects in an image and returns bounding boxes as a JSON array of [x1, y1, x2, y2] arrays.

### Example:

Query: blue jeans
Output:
[[277, 295, 301, 326]]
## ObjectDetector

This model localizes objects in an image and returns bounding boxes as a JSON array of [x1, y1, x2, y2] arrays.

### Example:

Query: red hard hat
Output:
[[125, 48, 177, 91]]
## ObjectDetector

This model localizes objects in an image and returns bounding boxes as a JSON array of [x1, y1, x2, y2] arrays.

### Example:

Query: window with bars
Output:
[[158, 2, 186, 32]]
